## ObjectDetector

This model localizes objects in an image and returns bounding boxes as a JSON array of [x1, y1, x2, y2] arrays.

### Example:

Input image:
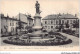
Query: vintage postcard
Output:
[[0, 0, 79, 51]]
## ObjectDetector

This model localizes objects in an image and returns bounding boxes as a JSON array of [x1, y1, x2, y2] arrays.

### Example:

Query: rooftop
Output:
[[59, 14, 78, 19], [42, 13, 78, 20]]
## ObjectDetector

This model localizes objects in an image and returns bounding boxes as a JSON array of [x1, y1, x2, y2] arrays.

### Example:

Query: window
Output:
[[10, 20, 11, 26], [56, 20, 58, 24], [77, 19, 79, 22], [62, 20, 64, 24], [12, 21, 14, 26], [59, 20, 61, 24], [45, 21, 47, 24], [10, 23, 11, 26], [45, 26, 47, 28], [51, 26, 53, 29], [51, 20, 53, 24], [73, 20, 76, 23], [11, 27, 14, 32], [67, 20, 69, 24]]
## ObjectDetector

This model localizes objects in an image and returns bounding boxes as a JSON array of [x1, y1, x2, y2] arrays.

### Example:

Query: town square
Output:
[[0, 0, 79, 46]]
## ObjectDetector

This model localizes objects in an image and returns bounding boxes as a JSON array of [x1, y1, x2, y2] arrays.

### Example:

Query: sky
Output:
[[0, 0, 79, 18]]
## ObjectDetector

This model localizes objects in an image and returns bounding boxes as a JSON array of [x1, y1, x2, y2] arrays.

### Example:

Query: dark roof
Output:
[[20, 21, 27, 24], [21, 13, 33, 20], [42, 15, 58, 20], [1, 16, 19, 21], [1, 16, 27, 24], [42, 14, 78, 20], [25, 15, 33, 20], [27, 17, 33, 20], [59, 14, 78, 19]]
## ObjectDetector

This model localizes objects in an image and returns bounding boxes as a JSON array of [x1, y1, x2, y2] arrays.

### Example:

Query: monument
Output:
[[33, 1, 42, 29]]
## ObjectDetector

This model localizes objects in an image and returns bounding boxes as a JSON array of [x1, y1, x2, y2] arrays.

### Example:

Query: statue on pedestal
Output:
[[33, 1, 42, 29], [35, 1, 41, 14]]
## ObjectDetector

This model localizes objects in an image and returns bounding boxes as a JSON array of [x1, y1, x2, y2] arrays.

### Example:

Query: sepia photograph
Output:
[[0, 0, 79, 51]]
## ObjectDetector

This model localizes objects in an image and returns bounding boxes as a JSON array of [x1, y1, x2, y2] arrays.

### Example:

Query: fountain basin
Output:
[[3, 32, 72, 46]]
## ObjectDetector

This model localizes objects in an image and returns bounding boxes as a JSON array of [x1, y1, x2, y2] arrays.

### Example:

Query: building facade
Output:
[[42, 14, 79, 32], [1, 14, 18, 36], [15, 13, 33, 27], [1, 13, 33, 36]]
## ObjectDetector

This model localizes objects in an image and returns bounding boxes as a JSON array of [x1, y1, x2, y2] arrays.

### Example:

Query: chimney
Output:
[[63, 13, 64, 15], [59, 13, 61, 16], [67, 13, 68, 14], [75, 14, 77, 17], [12, 16, 14, 18], [7, 14, 9, 18]]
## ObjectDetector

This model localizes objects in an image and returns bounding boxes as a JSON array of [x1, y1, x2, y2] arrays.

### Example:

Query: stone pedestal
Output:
[[33, 13, 42, 29]]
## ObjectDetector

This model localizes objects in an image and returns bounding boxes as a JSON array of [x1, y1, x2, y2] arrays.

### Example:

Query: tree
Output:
[[25, 26, 33, 33], [75, 19, 79, 28], [17, 21, 24, 35], [18, 21, 24, 29], [58, 24, 64, 31], [73, 19, 79, 34], [25, 26, 32, 30], [72, 19, 79, 28], [49, 30, 54, 35]]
